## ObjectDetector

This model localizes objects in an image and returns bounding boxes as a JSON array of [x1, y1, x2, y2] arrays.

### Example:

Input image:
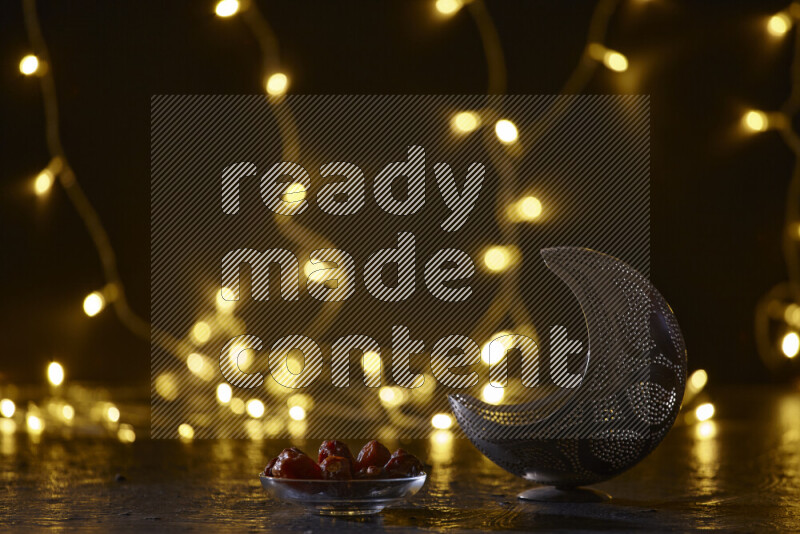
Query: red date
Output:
[[272, 448, 323, 480], [355, 440, 392, 471], [384, 449, 424, 477], [318, 440, 355, 464], [320, 455, 353, 480]]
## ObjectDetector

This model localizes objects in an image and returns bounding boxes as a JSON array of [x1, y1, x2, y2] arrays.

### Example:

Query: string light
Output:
[[289, 405, 306, 421], [34, 169, 54, 196], [216, 383, 233, 404], [118, 424, 136, 443], [246, 399, 265, 418], [191, 321, 212, 344], [688, 369, 708, 391], [0, 399, 15, 418], [767, 13, 792, 36], [106, 405, 120, 423], [82, 291, 105, 317], [155, 373, 179, 401], [431, 413, 453, 429], [507, 196, 542, 222], [451, 111, 480, 133], [265, 73, 289, 96], [19, 54, 39, 75], [482, 383, 504, 404], [178, 423, 195, 440], [494, 119, 518, 143], [435, 0, 463, 16], [215, 287, 236, 314], [62, 404, 74, 421], [588, 43, 628, 72], [782, 331, 800, 358], [26, 414, 44, 433], [482, 245, 518, 272], [47, 361, 64, 386], [480, 331, 513, 365], [379, 386, 404, 407], [215, 0, 240, 17], [743, 110, 769, 132], [695, 402, 715, 422]]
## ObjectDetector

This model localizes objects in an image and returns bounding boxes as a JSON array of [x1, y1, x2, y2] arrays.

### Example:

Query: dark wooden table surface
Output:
[[3, 385, 799, 532]]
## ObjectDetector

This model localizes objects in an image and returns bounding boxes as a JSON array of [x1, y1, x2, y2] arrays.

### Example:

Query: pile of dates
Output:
[[262, 440, 424, 480]]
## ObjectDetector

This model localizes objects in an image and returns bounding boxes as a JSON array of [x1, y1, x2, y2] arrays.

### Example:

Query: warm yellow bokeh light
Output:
[[0, 399, 16, 418], [482, 383, 504, 404], [362, 351, 382, 376], [768, 13, 792, 36], [216, 287, 236, 313], [603, 50, 628, 72], [47, 361, 64, 386], [155, 373, 179, 401], [34, 170, 54, 196], [695, 420, 717, 440], [452, 111, 480, 133], [688, 369, 708, 391], [782, 331, 800, 358], [246, 399, 265, 418], [483, 245, 517, 272], [436, 0, 463, 15], [283, 181, 306, 203], [287, 393, 313, 411], [19, 54, 39, 75], [187, 352, 214, 380], [216, 383, 232, 404], [266, 73, 289, 96], [743, 110, 768, 132], [494, 119, 518, 144], [695, 402, 715, 422], [27, 414, 44, 433], [516, 196, 542, 220], [431, 413, 453, 429], [192, 321, 212, 344], [178, 423, 195, 440], [83, 291, 105, 317], [481, 331, 513, 365], [62, 404, 75, 421], [215, 0, 240, 17], [379, 386, 404, 407], [289, 405, 306, 421], [107, 405, 120, 423], [118, 424, 136, 443]]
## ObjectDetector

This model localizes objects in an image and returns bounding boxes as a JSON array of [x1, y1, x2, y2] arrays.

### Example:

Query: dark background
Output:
[[0, 0, 792, 385]]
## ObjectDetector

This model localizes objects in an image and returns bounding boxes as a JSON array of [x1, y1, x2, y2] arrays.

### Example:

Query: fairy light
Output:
[[435, 0, 463, 16], [216, 383, 232, 404], [289, 405, 306, 421], [768, 13, 792, 36], [482, 383, 504, 404], [229, 397, 245, 415], [106, 405, 120, 423], [452, 111, 480, 133], [246, 399, 265, 418], [19, 54, 39, 75], [187, 352, 213, 380], [47, 361, 64, 386], [26, 414, 44, 433], [695, 420, 717, 439], [482, 245, 517, 272], [379, 386, 404, 407], [688, 369, 708, 391], [511, 196, 542, 221], [743, 110, 769, 132], [588, 43, 628, 72], [782, 332, 800, 358], [83, 291, 105, 317], [155, 373, 179, 401], [0, 399, 15, 418], [118, 424, 136, 443], [287, 393, 313, 411], [431, 413, 453, 429], [34, 169, 54, 196], [361, 351, 382, 378], [191, 321, 212, 344], [178, 423, 195, 440], [215, 0, 240, 17], [62, 404, 74, 421], [481, 331, 513, 365], [282, 181, 306, 203], [216, 287, 236, 313], [494, 119, 518, 144], [695, 402, 715, 422], [265, 73, 289, 96]]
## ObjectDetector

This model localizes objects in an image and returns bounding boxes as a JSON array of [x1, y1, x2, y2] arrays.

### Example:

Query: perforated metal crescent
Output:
[[449, 247, 687, 487]]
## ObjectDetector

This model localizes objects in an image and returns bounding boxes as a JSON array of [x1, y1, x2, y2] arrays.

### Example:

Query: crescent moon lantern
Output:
[[449, 247, 687, 502]]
